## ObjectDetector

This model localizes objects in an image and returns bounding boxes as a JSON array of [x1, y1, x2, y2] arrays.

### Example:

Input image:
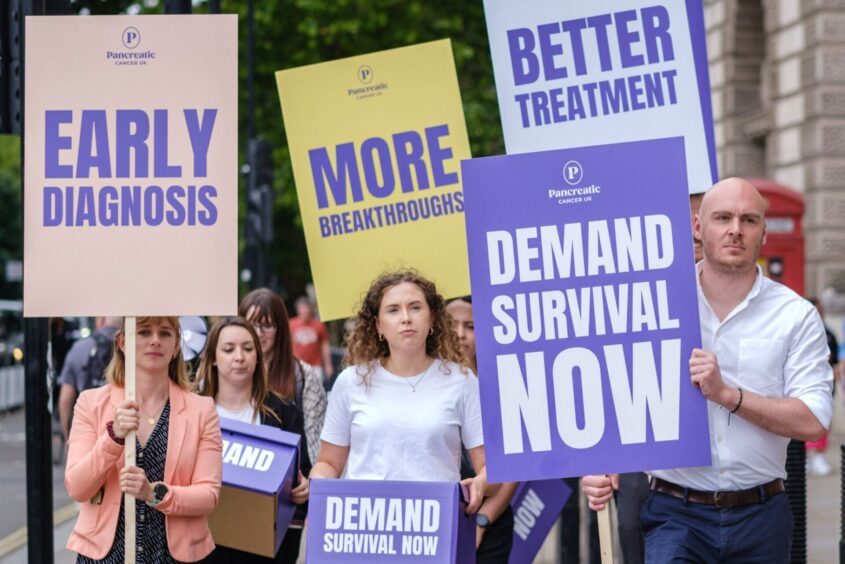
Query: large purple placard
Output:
[[462, 137, 711, 483], [307, 479, 475, 563], [509, 480, 572, 564]]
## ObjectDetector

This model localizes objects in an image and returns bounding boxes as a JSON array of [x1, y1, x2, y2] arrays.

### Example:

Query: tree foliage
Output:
[[5, 0, 504, 302]]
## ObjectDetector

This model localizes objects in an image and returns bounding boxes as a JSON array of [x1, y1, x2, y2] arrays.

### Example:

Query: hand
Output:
[[113, 400, 140, 439], [461, 474, 486, 514], [292, 471, 309, 504], [475, 526, 485, 549], [689, 349, 735, 407], [582, 474, 619, 511], [120, 466, 153, 501]]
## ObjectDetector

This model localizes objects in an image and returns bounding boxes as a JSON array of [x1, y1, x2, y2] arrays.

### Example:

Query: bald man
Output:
[[583, 178, 833, 563]]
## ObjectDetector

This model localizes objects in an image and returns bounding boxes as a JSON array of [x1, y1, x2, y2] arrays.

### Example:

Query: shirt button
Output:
[[139, 547, 144, 552], [717, 437, 722, 443]]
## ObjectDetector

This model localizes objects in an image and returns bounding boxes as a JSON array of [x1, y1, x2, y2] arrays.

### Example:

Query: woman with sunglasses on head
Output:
[[65, 317, 222, 563], [238, 289, 327, 466], [311, 271, 496, 514], [446, 297, 518, 563], [195, 317, 310, 563]]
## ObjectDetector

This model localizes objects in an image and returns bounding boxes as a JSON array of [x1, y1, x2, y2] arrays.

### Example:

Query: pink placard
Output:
[[24, 15, 237, 316]]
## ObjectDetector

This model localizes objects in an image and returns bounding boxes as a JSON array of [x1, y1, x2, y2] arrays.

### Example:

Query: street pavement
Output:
[[2, 398, 844, 563]]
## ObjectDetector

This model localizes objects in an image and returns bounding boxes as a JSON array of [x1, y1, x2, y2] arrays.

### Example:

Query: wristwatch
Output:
[[475, 513, 491, 529], [147, 482, 169, 506]]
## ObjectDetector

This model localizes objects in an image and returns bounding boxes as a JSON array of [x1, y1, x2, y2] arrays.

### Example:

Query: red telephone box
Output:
[[747, 178, 805, 296]]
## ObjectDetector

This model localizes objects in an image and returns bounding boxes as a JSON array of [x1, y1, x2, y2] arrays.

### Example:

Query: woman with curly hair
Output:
[[310, 271, 494, 513]]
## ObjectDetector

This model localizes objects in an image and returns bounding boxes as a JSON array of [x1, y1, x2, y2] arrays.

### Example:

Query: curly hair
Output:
[[344, 270, 468, 381]]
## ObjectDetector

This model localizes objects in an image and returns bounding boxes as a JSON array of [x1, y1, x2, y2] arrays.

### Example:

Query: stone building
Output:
[[704, 0, 845, 299]]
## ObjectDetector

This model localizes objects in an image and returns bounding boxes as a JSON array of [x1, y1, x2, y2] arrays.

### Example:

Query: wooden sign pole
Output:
[[597, 503, 615, 564], [124, 316, 136, 564]]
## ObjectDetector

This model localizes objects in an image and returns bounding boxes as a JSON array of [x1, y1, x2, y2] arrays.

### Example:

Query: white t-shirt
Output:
[[215, 402, 257, 424], [320, 359, 484, 482]]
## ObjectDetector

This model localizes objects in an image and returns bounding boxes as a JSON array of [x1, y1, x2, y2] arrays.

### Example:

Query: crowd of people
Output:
[[59, 178, 835, 563]]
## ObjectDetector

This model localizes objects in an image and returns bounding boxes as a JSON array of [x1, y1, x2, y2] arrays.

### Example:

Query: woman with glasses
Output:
[[310, 271, 496, 514], [239, 288, 327, 465], [195, 316, 310, 563]]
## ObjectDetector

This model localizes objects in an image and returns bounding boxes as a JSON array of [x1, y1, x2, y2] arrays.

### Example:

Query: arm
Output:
[[301, 366, 328, 464], [691, 349, 827, 441], [475, 481, 518, 548], [64, 392, 125, 502], [58, 383, 77, 440], [155, 401, 222, 517], [322, 340, 334, 379], [310, 441, 350, 479], [461, 446, 500, 514]]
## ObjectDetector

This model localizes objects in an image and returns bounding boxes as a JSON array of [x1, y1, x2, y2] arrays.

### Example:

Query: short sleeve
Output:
[[319, 366, 354, 447], [460, 371, 484, 449]]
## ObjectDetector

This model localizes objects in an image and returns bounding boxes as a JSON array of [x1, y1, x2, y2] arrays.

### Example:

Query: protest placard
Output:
[[24, 16, 238, 317], [462, 137, 711, 483], [483, 0, 717, 194], [276, 40, 471, 320], [509, 480, 572, 564], [307, 479, 475, 563]]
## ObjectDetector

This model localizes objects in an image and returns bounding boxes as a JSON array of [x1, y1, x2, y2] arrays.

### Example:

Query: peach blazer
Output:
[[65, 380, 222, 562]]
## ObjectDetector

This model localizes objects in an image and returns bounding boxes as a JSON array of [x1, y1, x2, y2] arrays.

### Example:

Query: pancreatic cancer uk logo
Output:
[[348, 63, 388, 100], [107, 26, 156, 66], [548, 160, 601, 205]]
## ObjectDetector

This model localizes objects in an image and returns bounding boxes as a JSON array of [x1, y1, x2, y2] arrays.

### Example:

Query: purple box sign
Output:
[[509, 480, 572, 564], [307, 479, 475, 563], [461, 137, 711, 483], [219, 417, 300, 552]]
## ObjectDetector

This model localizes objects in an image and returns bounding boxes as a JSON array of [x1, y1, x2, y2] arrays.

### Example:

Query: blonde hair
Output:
[[105, 316, 190, 390]]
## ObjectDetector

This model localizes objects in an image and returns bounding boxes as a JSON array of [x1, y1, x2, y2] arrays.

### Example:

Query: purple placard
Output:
[[220, 417, 300, 494], [462, 137, 711, 483], [219, 417, 300, 552], [307, 479, 475, 563], [509, 480, 572, 564]]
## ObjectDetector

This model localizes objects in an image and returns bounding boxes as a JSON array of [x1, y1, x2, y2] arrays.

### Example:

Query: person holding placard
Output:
[[195, 316, 311, 563], [239, 289, 327, 466], [583, 179, 833, 563], [65, 316, 222, 563], [310, 271, 494, 512], [447, 296, 518, 563]]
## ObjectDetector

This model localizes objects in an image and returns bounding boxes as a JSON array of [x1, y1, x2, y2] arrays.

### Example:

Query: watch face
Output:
[[154, 483, 168, 500], [476, 514, 490, 528]]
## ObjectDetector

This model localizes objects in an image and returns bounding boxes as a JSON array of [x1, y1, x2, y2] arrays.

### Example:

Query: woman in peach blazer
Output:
[[65, 316, 222, 563]]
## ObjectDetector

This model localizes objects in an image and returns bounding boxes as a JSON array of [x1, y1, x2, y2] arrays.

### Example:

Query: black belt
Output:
[[650, 477, 784, 508]]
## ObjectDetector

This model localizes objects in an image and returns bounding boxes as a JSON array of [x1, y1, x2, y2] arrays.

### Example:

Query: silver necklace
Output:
[[405, 361, 434, 393]]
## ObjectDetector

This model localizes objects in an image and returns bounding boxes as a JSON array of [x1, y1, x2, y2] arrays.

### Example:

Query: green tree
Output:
[[0, 136, 22, 299], [54, 1, 505, 303]]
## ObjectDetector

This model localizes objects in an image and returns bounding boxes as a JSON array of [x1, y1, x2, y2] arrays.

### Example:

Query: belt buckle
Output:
[[713, 490, 727, 508]]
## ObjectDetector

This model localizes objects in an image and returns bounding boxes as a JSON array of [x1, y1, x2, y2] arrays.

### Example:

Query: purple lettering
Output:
[[45, 111, 73, 179]]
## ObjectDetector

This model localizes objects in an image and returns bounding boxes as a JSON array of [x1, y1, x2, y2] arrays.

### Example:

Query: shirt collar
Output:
[[696, 261, 765, 324]]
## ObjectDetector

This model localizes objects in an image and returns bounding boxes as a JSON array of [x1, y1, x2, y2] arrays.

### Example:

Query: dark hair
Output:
[[194, 317, 279, 423], [345, 270, 466, 381], [238, 288, 298, 401]]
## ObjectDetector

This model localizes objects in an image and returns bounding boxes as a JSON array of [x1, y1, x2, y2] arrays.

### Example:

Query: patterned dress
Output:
[[78, 401, 181, 563]]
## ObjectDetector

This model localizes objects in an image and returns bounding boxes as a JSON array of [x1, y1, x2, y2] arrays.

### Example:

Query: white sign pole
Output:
[[124, 316, 136, 564], [597, 503, 615, 564]]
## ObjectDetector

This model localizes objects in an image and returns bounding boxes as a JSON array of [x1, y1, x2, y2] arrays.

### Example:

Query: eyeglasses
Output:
[[252, 323, 277, 333]]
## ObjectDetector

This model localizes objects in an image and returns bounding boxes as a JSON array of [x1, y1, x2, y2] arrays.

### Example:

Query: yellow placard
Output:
[[276, 40, 471, 320]]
